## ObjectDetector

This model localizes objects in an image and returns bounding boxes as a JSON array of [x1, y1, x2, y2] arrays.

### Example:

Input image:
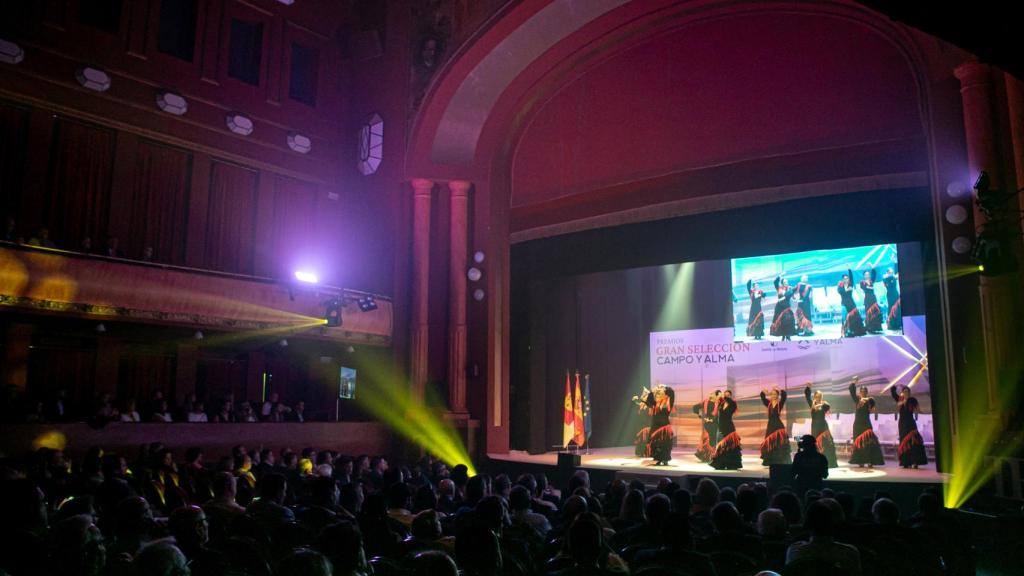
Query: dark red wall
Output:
[[511, 12, 926, 209]]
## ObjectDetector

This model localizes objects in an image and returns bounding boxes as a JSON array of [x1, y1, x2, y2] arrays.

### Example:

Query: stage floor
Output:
[[490, 447, 947, 484], [732, 322, 903, 343]]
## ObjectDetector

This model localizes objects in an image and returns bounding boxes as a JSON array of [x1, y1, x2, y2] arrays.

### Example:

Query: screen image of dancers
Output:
[[839, 271, 867, 337], [769, 275, 796, 341], [710, 390, 742, 470], [848, 377, 885, 467], [891, 386, 928, 468], [759, 388, 791, 466], [794, 274, 814, 337], [746, 280, 765, 340], [860, 269, 884, 334], [692, 390, 720, 462], [633, 384, 676, 465], [883, 268, 902, 331], [804, 384, 838, 468]]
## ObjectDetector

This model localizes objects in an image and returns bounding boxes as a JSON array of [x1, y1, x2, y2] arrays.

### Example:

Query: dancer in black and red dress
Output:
[[860, 269, 883, 334], [710, 390, 742, 470], [839, 271, 867, 337], [770, 276, 796, 341], [890, 386, 928, 468], [883, 268, 902, 331], [746, 280, 765, 340], [848, 377, 885, 467], [804, 384, 838, 468], [633, 385, 675, 466], [794, 275, 815, 337], [692, 390, 720, 463], [759, 388, 791, 466]]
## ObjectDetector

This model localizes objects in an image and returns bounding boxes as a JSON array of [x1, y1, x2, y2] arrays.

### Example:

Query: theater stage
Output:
[[489, 447, 946, 486]]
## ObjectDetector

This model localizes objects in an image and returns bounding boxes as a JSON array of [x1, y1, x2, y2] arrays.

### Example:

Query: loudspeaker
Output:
[[557, 452, 581, 469]]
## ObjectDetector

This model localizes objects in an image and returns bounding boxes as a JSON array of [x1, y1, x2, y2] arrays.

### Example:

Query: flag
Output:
[[563, 371, 575, 448], [573, 371, 585, 447], [583, 374, 592, 440]]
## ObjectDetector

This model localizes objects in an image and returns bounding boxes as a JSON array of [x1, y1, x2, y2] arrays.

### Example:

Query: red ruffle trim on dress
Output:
[[771, 309, 794, 332], [888, 298, 901, 323], [715, 431, 742, 454], [815, 429, 834, 452], [852, 429, 879, 450], [760, 428, 789, 455], [897, 430, 924, 457]]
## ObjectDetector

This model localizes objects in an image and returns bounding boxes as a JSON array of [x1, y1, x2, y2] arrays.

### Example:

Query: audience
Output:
[[0, 436, 981, 576]]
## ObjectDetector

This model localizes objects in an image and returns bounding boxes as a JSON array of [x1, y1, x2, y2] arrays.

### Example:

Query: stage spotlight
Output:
[[978, 265, 984, 272], [467, 267, 482, 281], [357, 295, 378, 312], [347, 345, 355, 353], [194, 330, 204, 340], [473, 288, 485, 301], [279, 339, 288, 347], [95, 323, 106, 333], [324, 298, 343, 327], [294, 270, 319, 284], [951, 236, 972, 254], [474, 251, 485, 263]]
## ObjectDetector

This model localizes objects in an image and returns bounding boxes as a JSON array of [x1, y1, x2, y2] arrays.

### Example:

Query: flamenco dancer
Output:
[[692, 390, 720, 462], [769, 275, 796, 341], [839, 271, 867, 337], [883, 268, 902, 331], [804, 384, 838, 468], [794, 274, 815, 337], [746, 280, 765, 340], [633, 385, 676, 466], [890, 386, 928, 468], [710, 390, 742, 470], [860, 269, 884, 334], [848, 377, 885, 467], [759, 388, 791, 466]]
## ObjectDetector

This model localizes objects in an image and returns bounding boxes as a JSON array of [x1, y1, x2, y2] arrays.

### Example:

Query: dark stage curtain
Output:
[[0, 102, 29, 218], [46, 119, 116, 248], [264, 175, 317, 277], [128, 141, 193, 264], [204, 161, 257, 274]]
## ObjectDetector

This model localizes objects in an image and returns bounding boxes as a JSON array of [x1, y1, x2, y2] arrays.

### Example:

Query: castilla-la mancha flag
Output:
[[563, 371, 575, 448], [573, 372, 586, 447]]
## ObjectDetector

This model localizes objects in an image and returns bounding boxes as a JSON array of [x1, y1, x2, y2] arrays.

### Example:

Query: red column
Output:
[[448, 180, 471, 413], [955, 62, 1014, 408], [410, 179, 435, 399]]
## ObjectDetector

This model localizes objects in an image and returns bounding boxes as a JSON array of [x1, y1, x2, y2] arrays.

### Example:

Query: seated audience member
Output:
[[562, 512, 628, 574], [187, 401, 208, 422], [169, 505, 229, 576], [411, 550, 459, 576], [212, 400, 234, 422], [387, 482, 416, 529], [757, 508, 790, 572], [120, 398, 141, 422], [456, 519, 504, 576], [0, 479, 49, 576], [80, 236, 93, 253], [46, 388, 72, 422], [405, 509, 456, 556], [239, 401, 258, 422], [28, 227, 56, 248], [103, 235, 124, 258], [613, 488, 646, 532], [234, 453, 257, 505], [300, 476, 352, 534], [698, 501, 764, 563], [770, 490, 803, 528], [96, 453, 136, 519], [48, 514, 106, 576], [340, 482, 365, 517], [509, 484, 552, 538], [611, 492, 670, 550], [141, 246, 154, 262], [182, 447, 212, 503], [315, 521, 368, 576], [261, 392, 283, 421], [289, 400, 308, 422], [131, 539, 190, 576], [278, 547, 334, 576], [147, 449, 187, 515], [93, 393, 119, 423], [786, 499, 861, 576], [150, 399, 173, 422], [633, 511, 716, 576], [246, 472, 295, 526], [109, 496, 155, 558]]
